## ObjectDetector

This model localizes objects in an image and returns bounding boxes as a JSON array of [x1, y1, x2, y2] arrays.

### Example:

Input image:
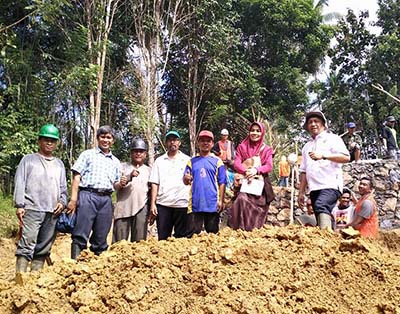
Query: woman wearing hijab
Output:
[[229, 121, 274, 231]]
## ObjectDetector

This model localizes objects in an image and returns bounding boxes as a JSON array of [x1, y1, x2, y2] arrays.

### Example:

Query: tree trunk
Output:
[[128, 0, 187, 165], [86, 0, 120, 147]]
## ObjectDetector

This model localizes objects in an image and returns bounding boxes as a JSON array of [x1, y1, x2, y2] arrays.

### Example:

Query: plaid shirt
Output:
[[72, 147, 121, 190]]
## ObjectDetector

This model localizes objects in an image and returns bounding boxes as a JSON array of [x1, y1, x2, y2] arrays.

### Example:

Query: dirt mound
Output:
[[1, 226, 400, 314]]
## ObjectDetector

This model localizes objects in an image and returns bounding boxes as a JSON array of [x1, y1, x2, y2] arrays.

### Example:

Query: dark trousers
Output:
[[72, 190, 113, 255], [156, 204, 188, 240], [16, 210, 58, 260], [310, 189, 341, 216], [188, 212, 219, 236], [112, 205, 148, 243]]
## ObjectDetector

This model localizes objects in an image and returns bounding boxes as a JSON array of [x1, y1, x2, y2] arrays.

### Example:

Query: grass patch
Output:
[[0, 195, 18, 238]]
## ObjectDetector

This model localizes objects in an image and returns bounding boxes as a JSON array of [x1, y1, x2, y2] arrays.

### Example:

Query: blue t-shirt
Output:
[[184, 156, 226, 213]]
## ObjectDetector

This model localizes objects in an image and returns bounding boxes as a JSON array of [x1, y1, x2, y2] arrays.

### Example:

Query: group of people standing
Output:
[[13, 121, 275, 275], [13, 110, 389, 275]]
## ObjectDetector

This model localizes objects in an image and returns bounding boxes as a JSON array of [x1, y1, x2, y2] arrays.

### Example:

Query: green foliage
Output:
[[311, 2, 400, 157], [163, 0, 245, 151], [235, 0, 332, 127], [313, 10, 375, 130], [0, 195, 18, 238], [4, 0, 400, 188], [0, 119, 37, 168]]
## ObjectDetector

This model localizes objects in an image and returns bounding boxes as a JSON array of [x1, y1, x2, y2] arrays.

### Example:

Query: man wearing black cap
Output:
[[341, 122, 362, 162], [149, 131, 191, 240], [298, 111, 350, 230], [382, 116, 398, 160]]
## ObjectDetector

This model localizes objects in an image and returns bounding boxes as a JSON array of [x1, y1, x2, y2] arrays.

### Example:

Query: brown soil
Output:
[[1, 226, 400, 314]]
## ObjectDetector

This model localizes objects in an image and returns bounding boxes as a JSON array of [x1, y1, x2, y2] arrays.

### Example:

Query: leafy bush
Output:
[[0, 195, 18, 238]]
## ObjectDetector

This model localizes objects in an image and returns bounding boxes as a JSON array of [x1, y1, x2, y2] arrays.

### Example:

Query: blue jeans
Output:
[[278, 176, 288, 187]]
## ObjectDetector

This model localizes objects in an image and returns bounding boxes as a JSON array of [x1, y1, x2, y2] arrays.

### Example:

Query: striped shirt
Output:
[[72, 147, 121, 190]]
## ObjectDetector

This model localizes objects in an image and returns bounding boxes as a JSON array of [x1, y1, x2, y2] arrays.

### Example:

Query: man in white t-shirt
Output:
[[331, 188, 354, 230], [149, 131, 190, 240], [298, 111, 350, 229]]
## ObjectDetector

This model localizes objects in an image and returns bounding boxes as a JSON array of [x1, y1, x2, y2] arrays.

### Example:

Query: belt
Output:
[[79, 187, 113, 196]]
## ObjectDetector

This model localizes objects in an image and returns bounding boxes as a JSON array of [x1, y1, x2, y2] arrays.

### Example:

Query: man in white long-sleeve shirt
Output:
[[14, 124, 68, 274]]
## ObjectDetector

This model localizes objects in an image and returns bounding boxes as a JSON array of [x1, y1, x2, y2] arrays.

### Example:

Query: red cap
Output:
[[198, 130, 214, 140]]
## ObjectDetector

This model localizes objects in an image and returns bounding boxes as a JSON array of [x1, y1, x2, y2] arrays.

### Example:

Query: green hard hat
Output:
[[38, 124, 60, 140]]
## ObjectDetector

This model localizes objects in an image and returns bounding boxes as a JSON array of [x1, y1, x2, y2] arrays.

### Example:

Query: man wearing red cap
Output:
[[183, 130, 227, 235], [298, 111, 350, 230]]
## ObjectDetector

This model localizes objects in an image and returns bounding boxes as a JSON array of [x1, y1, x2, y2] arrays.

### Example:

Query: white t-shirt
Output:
[[331, 205, 355, 229], [149, 151, 190, 208], [300, 130, 349, 192]]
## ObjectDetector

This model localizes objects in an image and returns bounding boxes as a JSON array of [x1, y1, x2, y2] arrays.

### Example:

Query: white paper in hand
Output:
[[240, 178, 264, 196]]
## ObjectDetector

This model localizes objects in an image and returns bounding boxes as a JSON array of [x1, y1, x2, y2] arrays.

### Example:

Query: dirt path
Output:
[[0, 233, 72, 282], [1, 226, 400, 313]]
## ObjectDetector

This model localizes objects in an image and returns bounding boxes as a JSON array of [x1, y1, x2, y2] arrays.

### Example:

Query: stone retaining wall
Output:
[[268, 160, 400, 229]]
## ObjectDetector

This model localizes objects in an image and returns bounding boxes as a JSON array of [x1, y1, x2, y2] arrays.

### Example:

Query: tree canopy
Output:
[[1, 0, 399, 192]]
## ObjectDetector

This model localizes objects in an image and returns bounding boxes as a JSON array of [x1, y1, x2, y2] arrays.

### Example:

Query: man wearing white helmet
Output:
[[213, 128, 235, 167], [298, 111, 350, 230]]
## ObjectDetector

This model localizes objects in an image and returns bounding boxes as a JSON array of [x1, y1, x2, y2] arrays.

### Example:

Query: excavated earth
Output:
[[1, 226, 400, 314]]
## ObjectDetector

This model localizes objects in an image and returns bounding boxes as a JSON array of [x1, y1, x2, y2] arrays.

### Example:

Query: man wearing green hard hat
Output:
[[14, 124, 68, 277]]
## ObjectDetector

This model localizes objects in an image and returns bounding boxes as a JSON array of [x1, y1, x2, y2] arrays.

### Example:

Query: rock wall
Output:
[[269, 160, 400, 229]]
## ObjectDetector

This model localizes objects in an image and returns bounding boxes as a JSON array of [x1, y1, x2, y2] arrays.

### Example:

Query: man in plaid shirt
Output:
[[67, 126, 122, 259]]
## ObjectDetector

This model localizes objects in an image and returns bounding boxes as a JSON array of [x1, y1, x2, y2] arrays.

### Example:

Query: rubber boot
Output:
[[31, 256, 46, 272], [15, 256, 29, 285], [71, 243, 82, 260], [16, 256, 29, 273], [318, 213, 333, 231]]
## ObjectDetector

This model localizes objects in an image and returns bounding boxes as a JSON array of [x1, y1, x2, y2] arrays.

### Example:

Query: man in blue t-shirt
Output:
[[183, 130, 226, 235]]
